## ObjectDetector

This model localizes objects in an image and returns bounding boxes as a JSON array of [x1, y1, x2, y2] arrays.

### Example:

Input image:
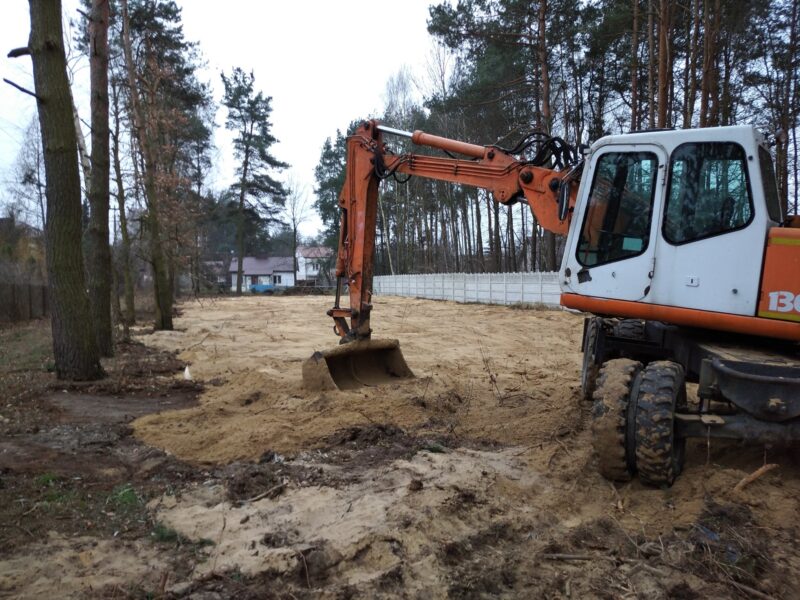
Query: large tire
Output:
[[613, 319, 646, 340], [591, 358, 643, 482], [633, 361, 687, 487], [581, 317, 604, 401]]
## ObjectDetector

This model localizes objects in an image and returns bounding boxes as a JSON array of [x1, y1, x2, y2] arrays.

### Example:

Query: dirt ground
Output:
[[1, 295, 799, 599]]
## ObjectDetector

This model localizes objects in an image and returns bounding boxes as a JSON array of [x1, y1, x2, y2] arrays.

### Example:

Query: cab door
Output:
[[561, 145, 666, 302]]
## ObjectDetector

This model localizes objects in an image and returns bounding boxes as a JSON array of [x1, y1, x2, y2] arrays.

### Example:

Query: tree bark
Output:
[[699, 0, 713, 127], [631, 0, 640, 131], [657, 0, 670, 128], [28, 0, 103, 380], [539, 0, 557, 271], [647, 0, 655, 128], [86, 0, 113, 356], [120, 0, 172, 329], [235, 123, 253, 295], [111, 77, 135, 326], [684, 0, 701, 127], [474, 190, 484, 270]]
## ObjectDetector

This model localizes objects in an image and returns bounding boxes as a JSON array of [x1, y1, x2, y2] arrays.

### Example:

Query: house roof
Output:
[[297, 245, 333, 259], [229, 256, 294, 275]]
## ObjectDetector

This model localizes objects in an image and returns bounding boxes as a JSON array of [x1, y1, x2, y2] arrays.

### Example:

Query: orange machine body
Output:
[[757, 227, 800, 324]]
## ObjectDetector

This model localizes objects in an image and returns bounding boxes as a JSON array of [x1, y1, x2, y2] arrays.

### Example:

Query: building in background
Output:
[[295, 245, 333, 286], [229, 256, 295, 291]]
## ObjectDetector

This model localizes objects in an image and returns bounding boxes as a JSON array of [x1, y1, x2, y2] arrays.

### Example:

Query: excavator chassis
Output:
[[585, 317, 800, 486]]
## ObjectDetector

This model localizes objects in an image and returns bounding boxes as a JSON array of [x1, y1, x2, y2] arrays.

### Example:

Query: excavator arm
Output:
[[328, 119, 581, 342]]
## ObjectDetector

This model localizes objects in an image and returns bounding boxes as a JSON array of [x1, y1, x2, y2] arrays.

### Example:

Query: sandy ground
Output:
[[3, 295, 799, 598], [132, 295, 800, 598], [135, 296, 581, 462]]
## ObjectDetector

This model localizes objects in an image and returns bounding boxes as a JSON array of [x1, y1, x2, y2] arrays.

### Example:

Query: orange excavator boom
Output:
[[328, 119, 581, 343]]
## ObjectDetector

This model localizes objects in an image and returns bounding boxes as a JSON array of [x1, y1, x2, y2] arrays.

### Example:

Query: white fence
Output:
[[373, 271, 561, 307]]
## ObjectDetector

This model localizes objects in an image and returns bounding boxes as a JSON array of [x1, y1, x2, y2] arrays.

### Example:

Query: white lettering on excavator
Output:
[[767, 291, 800, 313]]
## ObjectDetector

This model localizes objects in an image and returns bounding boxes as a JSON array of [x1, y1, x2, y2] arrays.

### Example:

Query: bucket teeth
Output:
[[302, 339, 415, 391]]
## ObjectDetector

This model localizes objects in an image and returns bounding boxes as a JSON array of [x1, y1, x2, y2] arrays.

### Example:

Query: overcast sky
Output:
[[0, 0, 445, 237]]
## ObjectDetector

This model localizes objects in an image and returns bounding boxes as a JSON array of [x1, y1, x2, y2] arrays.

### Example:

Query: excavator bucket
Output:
[[302, 339, 414, 391]]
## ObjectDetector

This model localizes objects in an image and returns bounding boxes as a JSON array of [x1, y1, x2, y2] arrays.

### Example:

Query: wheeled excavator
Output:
[[302, 119, 800, 486]]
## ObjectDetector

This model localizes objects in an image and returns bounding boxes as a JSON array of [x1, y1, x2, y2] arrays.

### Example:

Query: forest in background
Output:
[[315, 0, 800, 277], [2, 0, 799, 379]]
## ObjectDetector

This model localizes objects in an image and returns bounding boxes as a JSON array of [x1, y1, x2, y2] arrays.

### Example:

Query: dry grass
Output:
[[0, 319, 52, 373]]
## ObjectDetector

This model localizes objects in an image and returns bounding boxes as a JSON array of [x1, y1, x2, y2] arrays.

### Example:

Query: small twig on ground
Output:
[[20, 503, 40, 517], [187, 333, 211, 350], [477, 340, 501, 402], [296, 549, 311, 589], [542, 553, 597, 561], [245, 483, 286, 503], [729, 581, 777, 600], [542, 553, 667, 576], [355, 409, 379, 426], [158, 571, 170, 599], [210, 513, 227, 574], [14, 523, 34, 538], [552, 436, 573, 458], [245, 482, 285, 503], [733, 463, 778, 494], [420, 377, 431, 405]]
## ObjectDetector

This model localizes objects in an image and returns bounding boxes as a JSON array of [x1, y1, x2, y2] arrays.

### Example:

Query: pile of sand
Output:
[[134, 296, 583, 463]]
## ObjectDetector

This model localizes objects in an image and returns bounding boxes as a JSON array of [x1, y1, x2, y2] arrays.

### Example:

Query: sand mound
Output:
[[134, 296, 582, 463]]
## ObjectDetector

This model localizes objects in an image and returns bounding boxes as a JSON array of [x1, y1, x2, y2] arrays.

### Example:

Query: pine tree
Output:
[[221, 67, 288, 295]]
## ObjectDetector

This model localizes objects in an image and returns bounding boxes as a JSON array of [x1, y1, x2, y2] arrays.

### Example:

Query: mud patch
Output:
[[0, 339, 203, 592]]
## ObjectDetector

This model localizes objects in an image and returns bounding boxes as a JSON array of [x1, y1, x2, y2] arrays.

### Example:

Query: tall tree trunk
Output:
[[111, 78, 135, 326], [474, 190, 484, 270], [235, 134, 252, 295], [28, 0, 103, 380], [707, 0, 721, 126], [538, 0, 557, 271], [699, 0, 713, 127], [72, 100, 91, 187], [657, 0, 670, 127], [379, 194, 394, 275], [120, 0, 172, 330], [86, 0, 113, 356], [631, 0, 640, 131], [506, 206, 516, 272], [647, 0, 656, 128], [521, 203, 528, 271], [485, 191, 493, 269], [684, 0, 701, 127], [492, 200, 501, 272], [460, 194, 472, 271]]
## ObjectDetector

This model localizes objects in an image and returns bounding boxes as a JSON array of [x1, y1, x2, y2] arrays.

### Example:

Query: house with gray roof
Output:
[[295, 245, 334, 285], [229, 256, 295, 291]]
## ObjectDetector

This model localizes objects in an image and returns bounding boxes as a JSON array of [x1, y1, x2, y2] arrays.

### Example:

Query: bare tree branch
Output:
[[8, 47, 31, 58], [2, 78, 41, 101]]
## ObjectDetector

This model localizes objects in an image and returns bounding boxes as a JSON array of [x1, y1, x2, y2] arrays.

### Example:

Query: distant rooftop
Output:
[[229, 256, 294, 275]]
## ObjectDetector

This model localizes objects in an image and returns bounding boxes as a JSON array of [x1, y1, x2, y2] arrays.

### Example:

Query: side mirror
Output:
[[557, 180, 571, 221]]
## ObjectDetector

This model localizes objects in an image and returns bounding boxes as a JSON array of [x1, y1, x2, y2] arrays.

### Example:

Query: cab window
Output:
[[577, 152, 658, 267], [663, 142, 753, 244], [758, 146, 783, 223]]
